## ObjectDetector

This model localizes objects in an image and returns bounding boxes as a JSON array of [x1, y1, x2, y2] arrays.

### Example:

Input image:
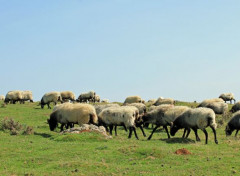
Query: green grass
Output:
[[0, 101, 239, 176]]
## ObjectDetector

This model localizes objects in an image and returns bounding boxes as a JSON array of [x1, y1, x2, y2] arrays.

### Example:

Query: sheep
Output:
[[60, 91, 75, 102], [230, 101, 240, 113], [225, 111, 240, 137], [219, 93, 236, 104], [0, 95, 5, 101], [147, 99, 157, 105], [124, 96, 143, 104], [41, 91, 62, 109], [94, 104, 120, 116], [22, 91, 33, 103], [153, 98, 175, 106], [101, 99, 109, 103], [94, 95, 100, 103], [77, 91, 96, 103], [98, 106, 139, 139], [124, 103, 146, 116], [142, 106, 189, 140], [198, 98, 224, 107], [4, 91, 23, 104], [198, 101, 228, 115], [48, 103, 98, 131], [170, 107, 218, 144]]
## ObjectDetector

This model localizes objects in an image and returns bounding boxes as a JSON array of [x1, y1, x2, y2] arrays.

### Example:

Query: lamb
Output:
[[60, 91, 75, 102], [153, 98, 175, 106], [4, 91, 23, 104], [198, 101, 228, 115], [170, 107, 218, 144], [230, 102, 240, 113], [225, 111, 240, 137], [219, 93, 236, 104], [98, 106, 139, 139], [41, 91, 62, 109], [48, 103, 98, 131], [124, 96, 143, 104], [22, 91, 33, 103], [77, 91, 96, 103], [0, 95, 5, 101], [142, 106, 189, 140]]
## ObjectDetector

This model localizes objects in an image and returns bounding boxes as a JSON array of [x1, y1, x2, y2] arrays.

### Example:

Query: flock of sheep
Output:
[[1, 90, 240, 144]]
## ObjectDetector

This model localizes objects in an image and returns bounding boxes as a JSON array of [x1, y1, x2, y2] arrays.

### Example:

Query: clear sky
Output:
[[1, 0, 240, 102]]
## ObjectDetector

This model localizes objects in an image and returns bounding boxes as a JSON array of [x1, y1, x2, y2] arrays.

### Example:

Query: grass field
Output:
[[0, 101, 239, 176]]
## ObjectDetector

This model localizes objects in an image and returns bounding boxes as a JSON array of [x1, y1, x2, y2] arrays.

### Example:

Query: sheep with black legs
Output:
[[48, 103, 98, 131], [98, 106, 140, 139], [41, 91, 62, 109], [124, 96, 143, 104], [198, 101, 228, 115], [77, 91, 96, 103], [219, 93, 236, 104], [170, 107, 218, 144], [22, 91, 33, 103], [5, 91, 23, 104], [225, 111, 240, 137], [124, 103, 146, 116], [60, 91, 75, 102], [142, 106, 190, 140], [94, 104, 120, 116]]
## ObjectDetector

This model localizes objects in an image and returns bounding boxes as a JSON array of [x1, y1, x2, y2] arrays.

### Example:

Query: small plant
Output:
[[23, 126, 34, 135], [1, 103, 6, 108]]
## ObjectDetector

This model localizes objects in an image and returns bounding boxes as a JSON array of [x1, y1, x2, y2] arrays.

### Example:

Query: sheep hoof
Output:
[[215, 140, 218, 144]]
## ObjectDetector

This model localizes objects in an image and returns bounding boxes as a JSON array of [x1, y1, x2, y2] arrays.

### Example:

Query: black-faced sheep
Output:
[[170, 107, 218, 144], [48, 103, 98, 131], [225, 111, 240, 137], [77, 91, 96, 103], [219, 93, 236, 104], [41, 91, 62, 109], [4, 91, 23, 104], [22, 91, 33, 103], [60, 91, 75, 102], [230, 102, 240, 113]]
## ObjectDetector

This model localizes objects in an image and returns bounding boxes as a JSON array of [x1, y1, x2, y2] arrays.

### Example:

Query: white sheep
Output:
[[170, 107, 218, 144], [48, 103, 98, 131], [198, 98, 224, 107], [98, 106, 139, 139], [60, 91, 75, 102], [41, 91, 62, 109], [124, 96, 143, 104], [124, 103, 146, 116], [153, 98, 175, 106], [198, 100, 228, 115], [94, 95, 100, 102], [4, 90, 23, 104], [225, 111, 240, 137], [142, 106, 189, 140], [0, 95, 5, 101], [22, 91, 33, 103], [101, 99, 109, 103], [219, 93, 236, 104], [94, 104, 120, 116], [230, 101, 240, 113], [77, 91, 96, 103]]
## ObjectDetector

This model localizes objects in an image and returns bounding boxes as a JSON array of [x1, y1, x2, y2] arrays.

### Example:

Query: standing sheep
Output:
[[198, 101, 228, 115], [219, 93, 236, 104], [77, 91, 96, 103], [230, 101, 240, 113], [124, 103, 147, 116], [4, 91, 23, 104], [170, 107, 218, 144], [124, 96, 143, 104], [153, 98, 175, 106], [48, 103, 98, 131], [225, 111, 240, 137], [0, 95, 5, 101], [22, 91, 33, 103], [60, 91, 75, 102], [41, 91, 62, 109]]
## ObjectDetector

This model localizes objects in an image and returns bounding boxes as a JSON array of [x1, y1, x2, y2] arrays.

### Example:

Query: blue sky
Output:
[[0, 0, 240, 102]]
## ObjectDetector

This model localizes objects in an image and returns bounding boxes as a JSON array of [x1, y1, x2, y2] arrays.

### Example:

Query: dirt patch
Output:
[[175, 148, 191, 155]]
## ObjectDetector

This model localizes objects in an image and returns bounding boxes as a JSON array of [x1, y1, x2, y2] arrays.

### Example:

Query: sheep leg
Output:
[[235, 130, 239, 137], [123, 124, 128, 132], [109, 125, 113, 135], [182, 128, 187, 138], [60, 124, 64, 131], [202, 129, 208, 144], [128, 127, 133, 139], [193, 128, 200, 141], [133, 127, 139, 140], [185, 129, 191, 138], [147, 125, 160, 140], [163, 126, 170, 139], [210, 126, 218, 144], [47, 103, 51, 109], [139, 126, 146, 137], [114, 126, 117, 136]]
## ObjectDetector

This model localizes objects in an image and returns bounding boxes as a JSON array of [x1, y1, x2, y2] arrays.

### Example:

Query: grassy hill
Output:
[[0, 101, 239, 176]]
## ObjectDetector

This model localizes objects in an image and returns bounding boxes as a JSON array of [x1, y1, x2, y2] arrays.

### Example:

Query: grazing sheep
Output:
[[147, 99, 157, 105], [219, 93, 236, 104], [98, 106, 139, 139], [60, 91, 75, 102], [94, 104, 120, 116], [4, 91, 23, 104], [198, 98, 224, 107], [22, 91, 33, 103], [101, 99, 109, 103], [225, 111, 240, 137], [143, 106, 189, 140], [153, 98, 175, 106], [77, 91, 96, 103], [0, 95, 5, 101], [124, 96, 143, 104], [230, 102, 240, 113], [124, 103, 146, 116], [170, 107, 218, 144], [198, 101, 228, 115], [48, 103, 98, 131], [41, 91, 62, 109]]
